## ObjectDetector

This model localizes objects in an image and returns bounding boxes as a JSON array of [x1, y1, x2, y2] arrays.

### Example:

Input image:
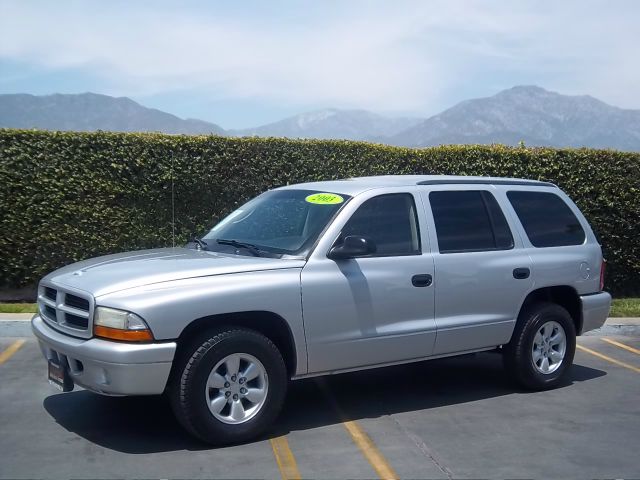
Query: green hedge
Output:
[[1, 129, 638, 296]]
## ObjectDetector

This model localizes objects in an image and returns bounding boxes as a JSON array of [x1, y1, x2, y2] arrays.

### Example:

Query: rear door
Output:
[[421, 186, 534, 355]]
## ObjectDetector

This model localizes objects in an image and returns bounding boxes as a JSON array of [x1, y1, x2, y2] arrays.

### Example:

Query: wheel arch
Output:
[[175, 311, 298, 377], [517, 285, 582, 335]]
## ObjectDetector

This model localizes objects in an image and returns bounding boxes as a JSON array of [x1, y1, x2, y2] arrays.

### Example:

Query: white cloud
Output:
[[0, 0, 639, 112]]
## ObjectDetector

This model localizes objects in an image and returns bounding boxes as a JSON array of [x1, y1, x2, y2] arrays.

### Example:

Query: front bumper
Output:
[[580, 291, 612, 334], [32, 315, 176, 396]]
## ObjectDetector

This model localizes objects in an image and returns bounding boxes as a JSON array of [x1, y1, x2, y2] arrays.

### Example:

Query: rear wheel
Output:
[[169, 327, 287, 444], [503, 302, 576, 390]]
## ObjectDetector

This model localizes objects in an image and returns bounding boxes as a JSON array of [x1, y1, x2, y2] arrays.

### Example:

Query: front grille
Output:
[[38, 284, 93, 337], [44, 305, 57, 321], [65, 294, 89, 311], [65, 313, 89, 329]]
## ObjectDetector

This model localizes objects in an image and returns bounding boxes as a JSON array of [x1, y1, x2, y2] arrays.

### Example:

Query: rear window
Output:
[[507, 191, 585, 247], [429, 191, 514, 253]]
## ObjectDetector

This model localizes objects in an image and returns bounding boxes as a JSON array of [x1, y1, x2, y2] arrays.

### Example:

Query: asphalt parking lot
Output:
[[0, 321, 638, 479]]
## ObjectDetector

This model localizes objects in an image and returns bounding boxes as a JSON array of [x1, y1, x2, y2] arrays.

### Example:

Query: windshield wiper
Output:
[[191, 237, 209, 250], [216, 239, 262, 257]]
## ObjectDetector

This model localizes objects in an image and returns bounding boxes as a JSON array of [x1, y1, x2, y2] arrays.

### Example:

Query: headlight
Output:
[[94, 307, 154, 342]]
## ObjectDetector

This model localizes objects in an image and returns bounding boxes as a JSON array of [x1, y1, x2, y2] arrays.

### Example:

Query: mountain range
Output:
[[229, 109, 422, 141], [1, 86, 639, 150], [387, 86, 640, 151], [0, 93, 224, 135]]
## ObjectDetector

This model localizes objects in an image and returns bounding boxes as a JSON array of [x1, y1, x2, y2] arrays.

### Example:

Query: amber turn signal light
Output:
[[94, 325, 154, 342]]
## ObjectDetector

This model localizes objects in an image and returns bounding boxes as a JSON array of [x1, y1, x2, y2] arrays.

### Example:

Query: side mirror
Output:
[[328, 235, 376, 260]]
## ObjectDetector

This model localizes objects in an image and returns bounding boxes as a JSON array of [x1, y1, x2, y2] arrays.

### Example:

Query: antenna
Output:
[[171, 153, 175, 248]]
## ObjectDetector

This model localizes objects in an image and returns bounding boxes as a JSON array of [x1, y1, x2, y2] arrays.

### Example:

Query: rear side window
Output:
[[507, 191, 585, 247], [429, 191, 514, 253]]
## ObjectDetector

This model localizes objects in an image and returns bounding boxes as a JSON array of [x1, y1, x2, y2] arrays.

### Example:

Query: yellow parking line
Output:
[[0, 339, 25, 365], [342, 420, 399, 480], [314, 378, 398, 479], [576, 344, 640, 373], [270, 435, 301, 480], [602, 338, 640, 356]]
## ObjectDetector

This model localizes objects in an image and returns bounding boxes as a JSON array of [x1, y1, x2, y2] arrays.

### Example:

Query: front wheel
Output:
[[503, 302, 576, 390], [169, 327, 288, 444]]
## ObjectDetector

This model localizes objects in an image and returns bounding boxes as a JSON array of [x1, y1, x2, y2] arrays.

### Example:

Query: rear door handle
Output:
[[412, 274, 433, 287], [513, 267, 530, 279]]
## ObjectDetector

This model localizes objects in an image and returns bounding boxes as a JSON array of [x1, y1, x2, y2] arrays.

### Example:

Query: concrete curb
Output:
[[0, 313, 33, 320], [604, 317, 640, 325]]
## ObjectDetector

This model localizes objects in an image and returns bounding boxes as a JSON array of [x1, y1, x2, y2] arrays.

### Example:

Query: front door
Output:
[[301, 191, 436, 374]]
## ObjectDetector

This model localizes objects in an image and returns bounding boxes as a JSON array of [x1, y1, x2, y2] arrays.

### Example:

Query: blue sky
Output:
[[1, 0, 639, 128]]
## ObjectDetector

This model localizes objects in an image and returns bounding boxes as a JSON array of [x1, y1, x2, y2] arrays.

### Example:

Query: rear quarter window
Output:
[[507, 191, 586, 247]]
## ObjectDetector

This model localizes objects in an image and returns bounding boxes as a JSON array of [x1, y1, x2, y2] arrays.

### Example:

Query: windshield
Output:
[[201, 189, 351, 256]]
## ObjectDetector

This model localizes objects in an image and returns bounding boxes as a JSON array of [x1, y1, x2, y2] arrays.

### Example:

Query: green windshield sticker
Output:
[[305, 193, 344, 205]]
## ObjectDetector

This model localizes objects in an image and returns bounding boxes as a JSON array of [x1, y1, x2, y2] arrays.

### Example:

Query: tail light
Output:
[[599, 259, 607, 291]]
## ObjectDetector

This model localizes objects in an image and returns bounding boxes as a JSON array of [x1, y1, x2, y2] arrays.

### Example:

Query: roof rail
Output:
[[416, 179, 556, 187]]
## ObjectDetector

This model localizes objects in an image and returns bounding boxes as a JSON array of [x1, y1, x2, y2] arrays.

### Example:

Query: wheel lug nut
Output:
[[233, 394, 239, 400], [239, 377, 245, 384], [240, 387, 247, 394], [231, 375, 237, 382], [225, 391, 231, 397], [224, 382, 230, 388]]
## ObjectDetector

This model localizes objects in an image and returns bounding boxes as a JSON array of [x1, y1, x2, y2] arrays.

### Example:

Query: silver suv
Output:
[[32, 175, 611, 444]]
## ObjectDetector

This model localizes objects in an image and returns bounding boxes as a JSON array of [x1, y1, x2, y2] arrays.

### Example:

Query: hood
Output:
[[43, 248, 306, 297]]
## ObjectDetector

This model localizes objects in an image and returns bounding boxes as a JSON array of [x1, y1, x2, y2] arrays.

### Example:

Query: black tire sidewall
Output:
[[175, 328, 287, 444]]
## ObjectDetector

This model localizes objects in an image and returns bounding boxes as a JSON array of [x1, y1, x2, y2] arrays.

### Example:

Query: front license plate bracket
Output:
[[48, 359, 74, 392]]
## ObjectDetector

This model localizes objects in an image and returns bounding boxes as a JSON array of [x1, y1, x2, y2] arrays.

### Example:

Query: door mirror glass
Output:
[[328, 235, 375, 260]]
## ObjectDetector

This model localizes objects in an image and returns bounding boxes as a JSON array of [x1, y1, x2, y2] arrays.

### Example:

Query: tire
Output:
[[503, 302, 576, 390], [169, 327, 288, 445]]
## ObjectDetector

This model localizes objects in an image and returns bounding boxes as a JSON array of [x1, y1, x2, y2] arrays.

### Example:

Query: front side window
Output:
[[202, 189, 350, 256], [429, 190, 514, 253], [507, 191, 585, 247], [337, 193, 421, 256]]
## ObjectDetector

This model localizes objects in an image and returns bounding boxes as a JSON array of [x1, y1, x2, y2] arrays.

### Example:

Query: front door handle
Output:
[[513, 267, 530, 280], [412, 274, 433, 287]]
